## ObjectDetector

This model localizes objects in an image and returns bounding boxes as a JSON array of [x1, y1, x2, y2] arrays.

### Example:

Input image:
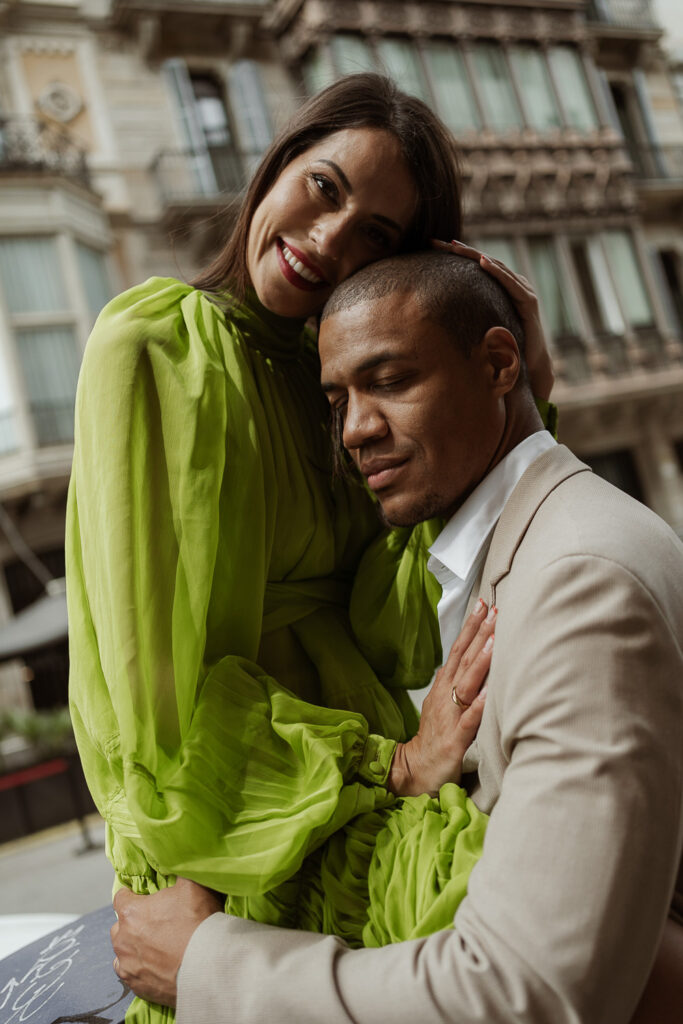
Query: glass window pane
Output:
[[422, 42, 480, 134], [471, 42, 523, 131], [509, 45, 562, 132], [375, 38, 431, 103], [229, 60, 273, 156], [473, 237, 519, 272], [549, 46, 599, 132], [603, 230, 654, 328], [76, 243, 114, 324], [0, 237, 68, 315], [528, 237, 576, 336], [16, 325, 80, 445], [331, 35, 376, 76], [302, 46, 336, 95]]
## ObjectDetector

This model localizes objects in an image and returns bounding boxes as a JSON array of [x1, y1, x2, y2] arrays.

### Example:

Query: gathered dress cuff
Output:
[[357, 734, 397, 787]]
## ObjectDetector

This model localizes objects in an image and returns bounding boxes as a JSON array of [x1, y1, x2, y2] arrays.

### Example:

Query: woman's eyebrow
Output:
[[318, 160, 403, 234]]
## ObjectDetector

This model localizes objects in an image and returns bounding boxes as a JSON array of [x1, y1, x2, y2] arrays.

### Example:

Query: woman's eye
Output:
[[365, 225, 392, 250], [312, 174, 337, 201]]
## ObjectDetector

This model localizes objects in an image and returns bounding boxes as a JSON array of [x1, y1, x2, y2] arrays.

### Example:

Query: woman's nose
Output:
[[310, 213, 349, 261], [343, 395, 387, 451]]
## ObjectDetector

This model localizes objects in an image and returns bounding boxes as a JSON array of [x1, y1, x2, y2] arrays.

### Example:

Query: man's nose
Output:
[[343, 394, 387, 450]]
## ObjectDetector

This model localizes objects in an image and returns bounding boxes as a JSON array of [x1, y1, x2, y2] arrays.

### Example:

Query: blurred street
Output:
[[0, 814, 112, 916]]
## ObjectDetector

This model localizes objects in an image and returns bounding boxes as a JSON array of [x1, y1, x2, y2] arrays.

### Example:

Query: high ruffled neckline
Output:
[[210, 287, 310, 361]]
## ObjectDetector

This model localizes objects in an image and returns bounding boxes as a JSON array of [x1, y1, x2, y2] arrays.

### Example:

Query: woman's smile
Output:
[[277, 239, 328, 289]]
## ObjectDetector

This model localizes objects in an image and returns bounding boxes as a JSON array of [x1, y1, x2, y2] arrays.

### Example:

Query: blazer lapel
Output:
[[461, 445, 589, 779], [481, 445, 590, 603]]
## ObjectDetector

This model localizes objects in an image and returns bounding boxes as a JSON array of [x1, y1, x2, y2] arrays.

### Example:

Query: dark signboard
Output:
[[0, 906, 135, 1024]]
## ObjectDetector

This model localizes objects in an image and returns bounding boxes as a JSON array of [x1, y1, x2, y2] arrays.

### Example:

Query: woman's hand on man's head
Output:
[[432, 239, 555, 402]]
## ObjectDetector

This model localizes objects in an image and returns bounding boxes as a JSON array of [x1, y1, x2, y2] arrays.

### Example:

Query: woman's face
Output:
[[246, 127, 418, 319]]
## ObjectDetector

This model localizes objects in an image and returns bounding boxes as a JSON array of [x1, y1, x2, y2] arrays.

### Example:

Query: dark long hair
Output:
[[192, 73, 462, 297]]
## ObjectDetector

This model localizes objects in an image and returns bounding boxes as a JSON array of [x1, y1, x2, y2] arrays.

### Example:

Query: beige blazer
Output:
[[177, 445, 683, 1024]]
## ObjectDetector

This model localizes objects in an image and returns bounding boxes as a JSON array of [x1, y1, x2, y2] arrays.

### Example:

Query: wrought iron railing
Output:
[[586, 0, 659, 30], [30, 401, 75, 447], [627, 144, 683, 181], [0, 117, 89, 186]]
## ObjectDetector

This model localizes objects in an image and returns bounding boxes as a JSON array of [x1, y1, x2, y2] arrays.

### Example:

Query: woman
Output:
[[67, 74, 551, 1021]]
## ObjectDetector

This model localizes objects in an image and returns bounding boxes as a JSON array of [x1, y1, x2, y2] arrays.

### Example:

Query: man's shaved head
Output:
[[322, 251, 525, 366]]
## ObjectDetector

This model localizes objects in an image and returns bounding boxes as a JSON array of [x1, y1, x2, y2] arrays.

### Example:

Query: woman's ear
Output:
[[480, 326, 521, 394]]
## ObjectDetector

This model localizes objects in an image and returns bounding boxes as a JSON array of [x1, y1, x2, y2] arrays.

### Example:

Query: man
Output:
[[112, 253, 683, 1022]]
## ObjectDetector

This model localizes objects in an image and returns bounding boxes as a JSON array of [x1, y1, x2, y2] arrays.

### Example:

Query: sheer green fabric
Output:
[[67, 279, 488, 1024]]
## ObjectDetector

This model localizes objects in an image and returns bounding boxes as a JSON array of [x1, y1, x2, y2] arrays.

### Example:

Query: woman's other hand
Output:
[[388, 599, 494, 798], [432, 238, 555, 402]]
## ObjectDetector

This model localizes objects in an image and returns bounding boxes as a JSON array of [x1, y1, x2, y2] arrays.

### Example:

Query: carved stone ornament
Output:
[[36, 81, 83, 124]]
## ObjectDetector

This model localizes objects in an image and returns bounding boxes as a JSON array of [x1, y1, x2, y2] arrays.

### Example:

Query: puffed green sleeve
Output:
[[67, 278, 396, 897]]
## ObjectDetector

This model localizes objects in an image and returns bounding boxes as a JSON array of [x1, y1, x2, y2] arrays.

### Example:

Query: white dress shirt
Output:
[[428, 430, 557, 660]]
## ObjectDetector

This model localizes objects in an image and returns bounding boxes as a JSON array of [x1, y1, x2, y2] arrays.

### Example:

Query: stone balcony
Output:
[[0, 118, 89, 188]]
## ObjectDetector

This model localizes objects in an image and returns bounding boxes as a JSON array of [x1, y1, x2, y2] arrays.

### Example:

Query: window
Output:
[[375, 38, 431, 104], [470, 43, 523, 131], [473, 237, 520, 272], [570, 237, 625, 335], [0, 237, 80, 447], [423, 42, 481, 135], [549, 47, 599, 132], [0, 355, 17, 455], [527, 237, 577, 336], [331, 35, 376, 77], [509, 45, 562, 133], [15, 326, 80, 445], [228, 60, 273, 161], [76, 242, 114, 325], [302, 47, 336, 95], [602, 230, 654, 329]]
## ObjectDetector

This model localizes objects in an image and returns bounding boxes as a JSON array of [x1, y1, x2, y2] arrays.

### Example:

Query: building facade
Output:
[[0, 0, 682, 708]]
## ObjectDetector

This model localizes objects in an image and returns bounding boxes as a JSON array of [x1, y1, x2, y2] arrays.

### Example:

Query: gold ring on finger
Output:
[[451, 686, 470, 709]]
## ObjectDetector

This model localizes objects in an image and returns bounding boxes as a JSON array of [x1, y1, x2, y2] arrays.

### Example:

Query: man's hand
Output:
[[388, 599, 495, 797], [111, 877, 222, 1007]]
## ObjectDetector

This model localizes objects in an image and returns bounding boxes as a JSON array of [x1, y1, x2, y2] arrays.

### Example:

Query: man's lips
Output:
[[276, 239, 329, 292], [360, 458, 409, 491]]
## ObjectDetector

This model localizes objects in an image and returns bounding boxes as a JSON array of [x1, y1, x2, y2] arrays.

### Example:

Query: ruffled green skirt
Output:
[[125, 784, 486, 1022]]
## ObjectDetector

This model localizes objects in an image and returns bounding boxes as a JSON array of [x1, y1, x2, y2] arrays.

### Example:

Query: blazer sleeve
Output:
[[177, 550, 683, 1024]]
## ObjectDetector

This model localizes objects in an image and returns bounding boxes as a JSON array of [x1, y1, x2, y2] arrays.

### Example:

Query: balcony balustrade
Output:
[[587, 0, 659, 31], [0, 118, 89, 187], [0, 412, 18, 458], [628, 145, 683, 182], [152, 146, 262, 208]]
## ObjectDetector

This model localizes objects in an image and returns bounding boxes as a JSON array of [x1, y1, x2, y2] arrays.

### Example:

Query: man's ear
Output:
[[480, 326, 521, 394]]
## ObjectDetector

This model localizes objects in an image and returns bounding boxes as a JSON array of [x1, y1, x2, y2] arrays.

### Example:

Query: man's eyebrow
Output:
[[318, 160, 403, 235], [321, 350, 402, 392]]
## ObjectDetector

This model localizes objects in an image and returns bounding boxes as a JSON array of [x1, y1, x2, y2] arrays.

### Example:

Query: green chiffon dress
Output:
[[66, 279, 489, 1023]]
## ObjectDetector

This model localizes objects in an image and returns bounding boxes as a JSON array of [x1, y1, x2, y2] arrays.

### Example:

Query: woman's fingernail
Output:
[[485, 605, 498, 624], [451, 239, 463, 245], [477, 684, 489, 702], [483, 635, 494, 653], [475, 598, 487, 616]]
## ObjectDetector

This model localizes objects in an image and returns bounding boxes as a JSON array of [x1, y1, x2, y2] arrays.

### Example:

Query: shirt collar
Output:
[[429, 431, 557, 582]]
